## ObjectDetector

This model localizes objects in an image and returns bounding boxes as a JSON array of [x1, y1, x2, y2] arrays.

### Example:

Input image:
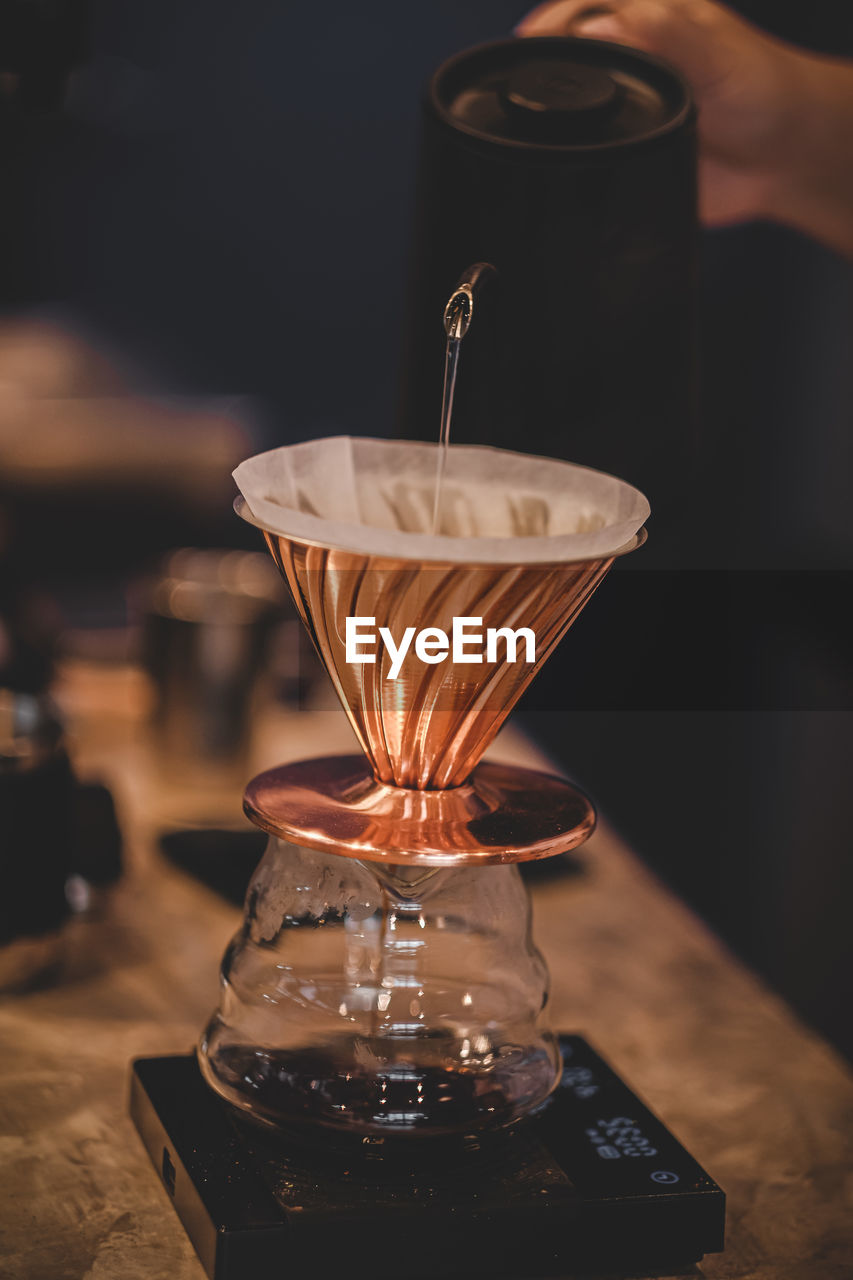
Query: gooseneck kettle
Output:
[[398, 37, 697, 531]]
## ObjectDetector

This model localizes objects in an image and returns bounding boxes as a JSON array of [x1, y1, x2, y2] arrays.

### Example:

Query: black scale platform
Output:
[[130, 1036, 724, 1279]]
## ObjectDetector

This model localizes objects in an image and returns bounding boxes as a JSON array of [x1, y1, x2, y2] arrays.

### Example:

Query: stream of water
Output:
[[430, 334, 461, 536]]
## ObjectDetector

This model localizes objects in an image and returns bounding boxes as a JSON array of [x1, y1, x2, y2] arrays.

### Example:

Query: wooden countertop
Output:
[[1, 661, 851, 1279]]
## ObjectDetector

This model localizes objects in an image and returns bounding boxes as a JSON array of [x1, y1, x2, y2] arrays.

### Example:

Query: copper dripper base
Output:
[[243, 754, 595, 866]]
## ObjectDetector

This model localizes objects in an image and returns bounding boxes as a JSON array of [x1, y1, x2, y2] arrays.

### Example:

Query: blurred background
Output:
[[1, 2, 851, 1055]]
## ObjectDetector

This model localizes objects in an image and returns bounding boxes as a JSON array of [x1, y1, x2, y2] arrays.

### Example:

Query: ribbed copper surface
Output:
[[264, 533, 613, 789], [244, 755, 596, 865]]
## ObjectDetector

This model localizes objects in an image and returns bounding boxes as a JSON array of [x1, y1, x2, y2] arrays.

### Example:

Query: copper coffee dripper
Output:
[[240, 496, 644, 865]]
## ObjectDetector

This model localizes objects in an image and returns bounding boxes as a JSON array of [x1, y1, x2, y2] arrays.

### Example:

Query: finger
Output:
[[565, 15, 627, 40], [516, 1, 624, 37]]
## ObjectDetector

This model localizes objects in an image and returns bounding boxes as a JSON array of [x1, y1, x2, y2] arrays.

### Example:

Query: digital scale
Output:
[[131, 1036, 724, 1279]]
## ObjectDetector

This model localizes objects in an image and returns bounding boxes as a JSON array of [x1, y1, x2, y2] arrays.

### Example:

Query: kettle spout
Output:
[[443, 262, 496, 340]]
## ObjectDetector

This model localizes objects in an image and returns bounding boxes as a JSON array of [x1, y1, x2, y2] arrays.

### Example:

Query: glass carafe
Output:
[[199, 837, 560, 1138]]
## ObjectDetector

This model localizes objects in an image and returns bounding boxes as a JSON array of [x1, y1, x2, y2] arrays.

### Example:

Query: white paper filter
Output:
[[233, 437, 649, 564]]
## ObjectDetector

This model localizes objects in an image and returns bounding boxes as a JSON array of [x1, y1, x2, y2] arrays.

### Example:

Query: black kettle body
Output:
[[398, 37, 697, 537]]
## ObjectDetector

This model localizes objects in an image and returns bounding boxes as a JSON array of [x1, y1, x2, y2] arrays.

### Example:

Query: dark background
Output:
[[2, 2, 851, 1056]]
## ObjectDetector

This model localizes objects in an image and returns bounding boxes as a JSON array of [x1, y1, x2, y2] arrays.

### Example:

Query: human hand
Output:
[[517, 0, 853, 256]]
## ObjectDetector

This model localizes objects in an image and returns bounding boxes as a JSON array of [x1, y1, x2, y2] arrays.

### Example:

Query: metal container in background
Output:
[[142, 550, 285, 787], [398, 38, 697, 546]]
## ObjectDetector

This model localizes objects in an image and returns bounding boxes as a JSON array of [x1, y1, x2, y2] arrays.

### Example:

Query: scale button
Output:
[[650, 1170, 680, 1185]]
